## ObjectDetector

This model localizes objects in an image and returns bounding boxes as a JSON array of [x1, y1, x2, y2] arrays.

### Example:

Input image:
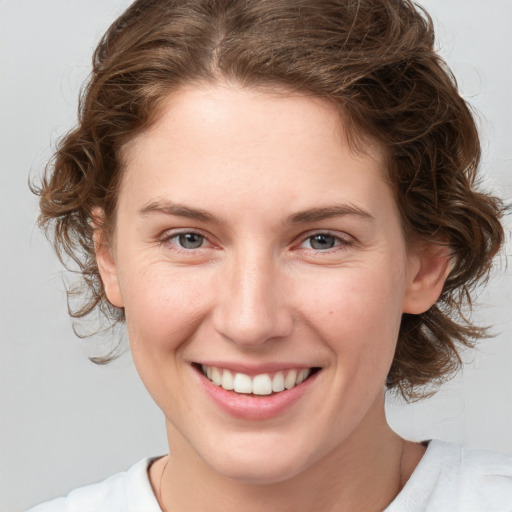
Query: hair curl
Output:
[[36, 0, 504, 400]]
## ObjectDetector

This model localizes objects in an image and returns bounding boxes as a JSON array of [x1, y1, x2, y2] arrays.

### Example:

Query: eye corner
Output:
[[159, 229, 218, 252], [296, 231, 355, 252]]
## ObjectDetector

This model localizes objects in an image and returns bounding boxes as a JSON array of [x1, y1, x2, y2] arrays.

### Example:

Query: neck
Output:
[[154, 399, 418, 512]]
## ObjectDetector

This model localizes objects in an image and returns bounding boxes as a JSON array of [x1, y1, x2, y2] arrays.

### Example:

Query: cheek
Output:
[[302, 265, 405, 372], [119, 263, 216, 413], [119, 263, 213, 355]]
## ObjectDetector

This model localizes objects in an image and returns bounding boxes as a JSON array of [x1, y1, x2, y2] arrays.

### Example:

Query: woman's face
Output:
[[98, 84, 436, 483]]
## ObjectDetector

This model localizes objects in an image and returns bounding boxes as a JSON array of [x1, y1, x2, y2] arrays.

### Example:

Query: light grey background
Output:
[[1, 1, 511, 511]]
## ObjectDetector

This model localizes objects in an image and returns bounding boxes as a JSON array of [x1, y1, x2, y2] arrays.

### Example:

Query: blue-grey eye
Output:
[[308, 234, 337, 250], [177, 233, 205, 249]]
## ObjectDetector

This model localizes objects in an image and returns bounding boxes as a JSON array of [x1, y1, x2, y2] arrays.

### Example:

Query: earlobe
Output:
[[402, 244, 451, 314], [92, 210, 124, 308]]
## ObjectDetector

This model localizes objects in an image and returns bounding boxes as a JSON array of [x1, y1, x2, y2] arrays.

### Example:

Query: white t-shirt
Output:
[[27, 440, 512, 512]]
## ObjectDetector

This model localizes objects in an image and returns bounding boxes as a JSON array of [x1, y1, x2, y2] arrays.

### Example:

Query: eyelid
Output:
[[296, 230, 355, 250], [157, 228, 355, 252], [159, 228, 217, 249]]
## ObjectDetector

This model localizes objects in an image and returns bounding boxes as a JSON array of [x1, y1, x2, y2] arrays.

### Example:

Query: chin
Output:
[[211, 457, 304, 485], [200, 434, 323, 485]]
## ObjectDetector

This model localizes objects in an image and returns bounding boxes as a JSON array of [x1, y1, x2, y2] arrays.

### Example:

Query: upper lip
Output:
[[193, 361, 320, 376]]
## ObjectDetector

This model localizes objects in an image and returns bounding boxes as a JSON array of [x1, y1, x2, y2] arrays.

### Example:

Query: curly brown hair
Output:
[[36, 0, 504, 400]]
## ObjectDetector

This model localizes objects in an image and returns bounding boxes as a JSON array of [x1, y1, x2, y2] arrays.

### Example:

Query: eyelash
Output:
[[160, 230, 354, 253], [161, 230, 213, 251], [298, 232, 354, 252]]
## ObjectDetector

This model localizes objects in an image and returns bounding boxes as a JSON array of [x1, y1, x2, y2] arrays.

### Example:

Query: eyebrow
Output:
[[286, 205, 374, 224], [138, 200, 374, 225], [138, 200, 222, 223]]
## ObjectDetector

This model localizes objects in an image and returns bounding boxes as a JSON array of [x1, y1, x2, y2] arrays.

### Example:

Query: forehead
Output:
[[119, 84, 392, 222], [126, 84, 383, 154]]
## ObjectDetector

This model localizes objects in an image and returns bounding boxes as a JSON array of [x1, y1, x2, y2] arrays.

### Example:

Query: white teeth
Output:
[[296, 369, 310, 384], [284, 369, 297, 389], [252, 374, 273, 395], [221, 369, 234, 390], [272, 371, 285, 392], [233, 373, 253, 394], [211, 367, 222, 386], [201, 365, 315, 395]]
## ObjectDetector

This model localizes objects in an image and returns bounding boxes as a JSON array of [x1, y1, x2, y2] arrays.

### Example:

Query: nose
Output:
[[212, 248, 293, 347]]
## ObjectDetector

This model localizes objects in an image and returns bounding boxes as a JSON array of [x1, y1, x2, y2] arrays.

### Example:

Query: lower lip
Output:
[[196, 368, 319, 421]]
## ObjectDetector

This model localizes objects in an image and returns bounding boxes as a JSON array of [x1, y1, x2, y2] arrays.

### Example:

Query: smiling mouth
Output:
[[195, 364, 321, 396]]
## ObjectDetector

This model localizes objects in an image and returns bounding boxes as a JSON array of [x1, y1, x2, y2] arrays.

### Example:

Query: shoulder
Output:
[[387, 440, 512, 512], [26, 458, 162, 512], [454, 441, 512, 507], [429, 440, 512, 484]]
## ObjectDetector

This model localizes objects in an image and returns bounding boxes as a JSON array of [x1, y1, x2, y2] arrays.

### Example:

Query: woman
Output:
[[28, 0, 511, 510]]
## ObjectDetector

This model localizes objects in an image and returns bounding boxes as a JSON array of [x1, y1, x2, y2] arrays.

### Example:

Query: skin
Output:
[[96, 83, 449, 511]]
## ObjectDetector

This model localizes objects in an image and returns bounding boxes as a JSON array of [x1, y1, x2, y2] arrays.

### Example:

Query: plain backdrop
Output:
[[1, 1, 511, 510]]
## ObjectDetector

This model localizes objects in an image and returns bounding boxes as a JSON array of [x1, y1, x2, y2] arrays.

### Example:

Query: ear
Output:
[[92, 209, 124, 308], [402, 243, 451, 314]]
